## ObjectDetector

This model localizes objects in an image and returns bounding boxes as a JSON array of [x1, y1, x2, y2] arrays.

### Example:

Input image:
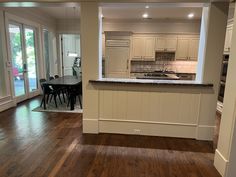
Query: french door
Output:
[[8, 22, 39, 103]]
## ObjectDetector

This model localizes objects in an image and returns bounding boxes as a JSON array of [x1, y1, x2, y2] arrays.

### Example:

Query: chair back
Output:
[[39, 79, 47, 90], [49, 76, 54, 80]]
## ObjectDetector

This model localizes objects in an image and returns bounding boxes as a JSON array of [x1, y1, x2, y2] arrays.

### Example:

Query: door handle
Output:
[[23, 63, 28, 72]]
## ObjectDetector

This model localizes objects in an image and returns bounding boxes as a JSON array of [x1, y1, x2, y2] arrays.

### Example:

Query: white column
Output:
[[196, 2, 228, 140], [80, 2, 102, 133], [214, 2, 236, 177]]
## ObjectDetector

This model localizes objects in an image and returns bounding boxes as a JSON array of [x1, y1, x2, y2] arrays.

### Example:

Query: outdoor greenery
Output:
[[10, 28, 36, 76]]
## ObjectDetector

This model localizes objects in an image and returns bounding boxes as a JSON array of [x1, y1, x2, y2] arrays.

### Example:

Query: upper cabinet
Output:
[[175, 36, 199, 61], [224, 25, 233, 53], [155, 36, 177, 51], [132, 34, 200, 62], [132, 36, 155, 61]]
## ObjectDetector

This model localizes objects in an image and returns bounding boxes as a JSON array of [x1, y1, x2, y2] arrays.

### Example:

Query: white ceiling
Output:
[[36, 2, 235, 21], [102, 6, 202, 20], [36, 5, 203, 21], [36, 7, 80, 19]]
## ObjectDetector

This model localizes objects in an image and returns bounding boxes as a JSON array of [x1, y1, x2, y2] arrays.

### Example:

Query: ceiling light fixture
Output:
[[142, 13, 149, 19], [145, 5, 149, 9], [188, 13, 194, 19]]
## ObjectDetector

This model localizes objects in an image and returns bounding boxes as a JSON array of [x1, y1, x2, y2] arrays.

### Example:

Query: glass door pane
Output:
[[24, 27, 38, 92], [9, 24, 25, 97]]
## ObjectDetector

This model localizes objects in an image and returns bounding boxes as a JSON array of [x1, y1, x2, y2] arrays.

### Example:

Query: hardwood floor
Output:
[[0, 97, 221, 177]]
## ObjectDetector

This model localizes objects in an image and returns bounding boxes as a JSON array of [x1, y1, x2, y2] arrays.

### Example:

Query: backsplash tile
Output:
[[131, 60, 197, 73]]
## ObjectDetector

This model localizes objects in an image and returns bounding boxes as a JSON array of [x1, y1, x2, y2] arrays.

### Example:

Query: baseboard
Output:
[[83, 119, 99, 134], [214, 149, 229, 176], [196, 125, 215, 140], [99, 120, 197, 138], [0, 99, 15, 112]]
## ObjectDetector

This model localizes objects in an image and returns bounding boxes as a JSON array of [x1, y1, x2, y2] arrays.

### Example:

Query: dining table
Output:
[[42, 75, 82, 110]]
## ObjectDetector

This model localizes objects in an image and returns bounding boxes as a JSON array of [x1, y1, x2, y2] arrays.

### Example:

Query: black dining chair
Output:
[[49, 76, 54, 80], [54, 75, 59, 78], [39, 78, 61, 108], [67, 82, 82, 109]]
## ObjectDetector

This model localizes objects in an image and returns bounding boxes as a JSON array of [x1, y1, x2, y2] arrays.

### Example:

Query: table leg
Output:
[[43, 86, 46, 110], [70, 93, 75, 110]]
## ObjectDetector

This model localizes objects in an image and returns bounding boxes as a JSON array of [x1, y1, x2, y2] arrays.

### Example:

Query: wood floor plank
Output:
[[0, 97, 221, 177]]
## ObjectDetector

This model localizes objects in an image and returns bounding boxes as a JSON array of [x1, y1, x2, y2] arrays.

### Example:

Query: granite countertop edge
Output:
[[89, 79, 213, 87]]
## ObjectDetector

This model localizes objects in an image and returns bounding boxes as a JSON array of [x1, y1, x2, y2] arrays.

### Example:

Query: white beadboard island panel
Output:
[[99, 90, 201, 138]]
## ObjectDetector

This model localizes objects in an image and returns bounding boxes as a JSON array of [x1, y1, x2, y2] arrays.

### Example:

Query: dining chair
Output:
[[54, 75, 59, 78], [67, 82, 82, 109], [49, 76, 54, 80], [39, 78, 61, 108]]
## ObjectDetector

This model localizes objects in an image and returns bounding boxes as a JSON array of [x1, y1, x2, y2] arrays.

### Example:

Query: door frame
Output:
[[5, 13, 41, 103]]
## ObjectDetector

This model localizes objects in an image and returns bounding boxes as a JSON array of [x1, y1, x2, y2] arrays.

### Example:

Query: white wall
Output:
[[214, 2, 236, 177], [103, 19, 201, 34]]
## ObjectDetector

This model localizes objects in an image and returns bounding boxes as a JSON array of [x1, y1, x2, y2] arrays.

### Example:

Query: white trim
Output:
[[196, 125, 215, 140], [214, 149, 229, 177], [83, 119, 99, 134], [99, 118, 197, 127], [0, 99, 15, 112], [99, 120, 197, 138]]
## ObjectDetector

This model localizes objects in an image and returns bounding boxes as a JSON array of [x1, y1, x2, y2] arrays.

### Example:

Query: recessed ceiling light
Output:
[[145, 5, 149, 9], [142, 13, 149, 18], [188, 13, 194, 18]]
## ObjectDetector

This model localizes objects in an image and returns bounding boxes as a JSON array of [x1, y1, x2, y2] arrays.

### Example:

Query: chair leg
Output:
[[46, 94, 50, 103], [50, 94, 53, 102], [58, 94, 62, 104], [54, 94, 58, 108], [40, 97, 44, 107], [62, 91, 66, 103]]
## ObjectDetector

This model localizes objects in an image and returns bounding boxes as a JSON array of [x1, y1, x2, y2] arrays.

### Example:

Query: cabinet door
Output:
[[189, 38, 199, 61], [102, 34, 105, 58], [224, 27, 233, 53], [132, 37, 144, 60], [106, 47, 129, 78], [155, 37, 166, 51], [144, 37, 155, 61], [176, 38, 189, 60], [165, 37, 177, 51]]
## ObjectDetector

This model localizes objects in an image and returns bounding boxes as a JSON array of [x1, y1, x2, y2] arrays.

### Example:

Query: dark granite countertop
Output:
[[89, 78, 213, 87]]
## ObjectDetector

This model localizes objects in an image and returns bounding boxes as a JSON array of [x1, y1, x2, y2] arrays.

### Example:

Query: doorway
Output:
[[8, 22, 39, 103], [61, 34, 81, 76]]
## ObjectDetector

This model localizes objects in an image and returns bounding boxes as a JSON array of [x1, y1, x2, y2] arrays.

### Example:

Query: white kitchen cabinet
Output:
[[144, 37, 155, 60], [224, 26, 233, 53], [155, 36, 177, 51], [106, 47, 130, 78], [165, 37, 178, 51], [176, 37, 199, 61], [155, 37, 166, 51], [189, 38, 199, 61], [175, 38, 189, 60], [132, 36, 155, 61], [132, 37, 144, 60]]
